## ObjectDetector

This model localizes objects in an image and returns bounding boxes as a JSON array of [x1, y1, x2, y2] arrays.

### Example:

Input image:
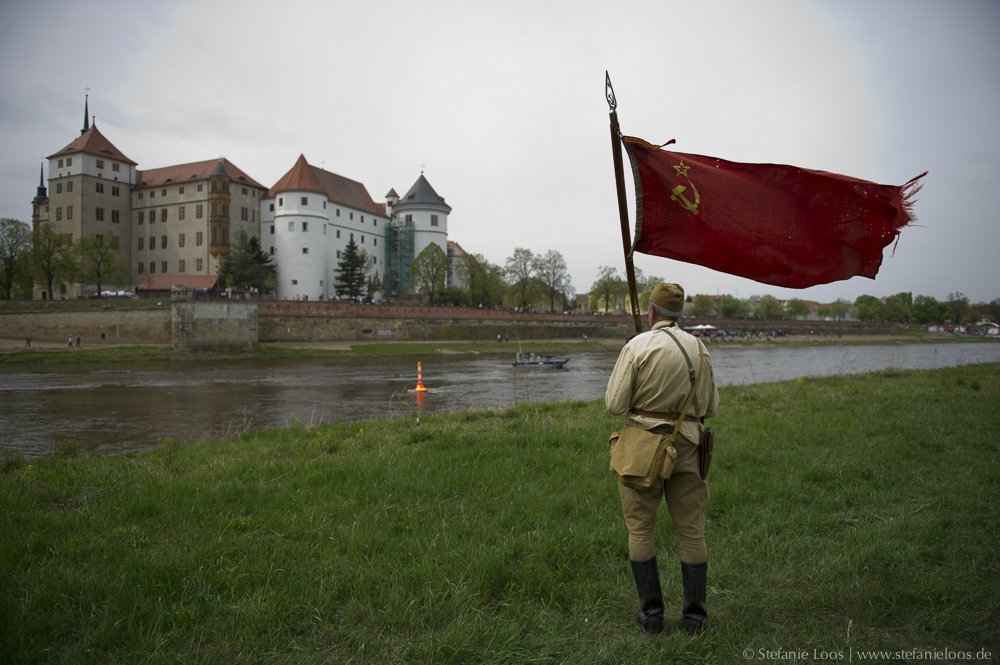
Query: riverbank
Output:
[[2, 328, 995, 364], [2, 363, 998, 663]]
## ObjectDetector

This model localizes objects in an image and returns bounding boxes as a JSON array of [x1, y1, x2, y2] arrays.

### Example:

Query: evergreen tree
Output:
[[335, 237, 369, 299], [219, 229, 275, 290], [0, 218, 32, 299]]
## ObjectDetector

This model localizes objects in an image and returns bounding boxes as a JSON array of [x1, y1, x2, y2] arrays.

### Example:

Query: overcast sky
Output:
[[2, 0, 997, 304]]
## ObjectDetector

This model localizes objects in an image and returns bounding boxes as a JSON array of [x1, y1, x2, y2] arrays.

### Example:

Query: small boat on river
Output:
[[513, 352, 570, 368]]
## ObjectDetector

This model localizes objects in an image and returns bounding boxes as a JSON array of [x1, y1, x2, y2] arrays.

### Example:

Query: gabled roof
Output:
[[394, 174, 451, 213], [267, 154, 386, 217], [47, 124, 137, 165], [136, 158, 265, 189]]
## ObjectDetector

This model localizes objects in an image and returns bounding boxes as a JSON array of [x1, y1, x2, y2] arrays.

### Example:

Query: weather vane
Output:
[[605, 71, 616, 112]]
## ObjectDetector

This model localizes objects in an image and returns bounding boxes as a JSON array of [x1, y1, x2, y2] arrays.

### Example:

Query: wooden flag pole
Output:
[[606, 72, 643, 336]]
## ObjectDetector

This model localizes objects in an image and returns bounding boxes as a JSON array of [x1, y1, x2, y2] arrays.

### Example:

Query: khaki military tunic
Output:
[[605, 320, 720, 563]]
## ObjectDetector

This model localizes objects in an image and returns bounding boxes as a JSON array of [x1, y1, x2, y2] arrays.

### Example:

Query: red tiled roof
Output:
[[47, 124, 136, 165], [136, 275, 219, 291], [267, 154, 325, 197], [268, 155, 386, 217], [136, 158, 265, 190]]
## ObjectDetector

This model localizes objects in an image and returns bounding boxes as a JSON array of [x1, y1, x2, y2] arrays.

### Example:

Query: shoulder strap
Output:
[[657, 327, 705, 444]]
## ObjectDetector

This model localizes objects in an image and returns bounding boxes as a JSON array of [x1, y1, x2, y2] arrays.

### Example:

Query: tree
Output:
[[335, 237, 371, 300], [589, 265, 624, 313], [720, 294, 751, 318], [784, 298, 811, 320], [913, 295, 948, 324], [945, 292, 970, 324], [410, 242, 449, 305], [31, 225, 76, 300], [690, 294, 717, 317], [504, 247, 536, 309], [457, 252, 486, 306], [0, 218, 32, 299], [76, 234, 132, 295], [872, 293, 912, 322], [219, 229, 276, 290], [754, 294, 781, 319], [534, 249, 570, 312], [853, 295, 878, 321]]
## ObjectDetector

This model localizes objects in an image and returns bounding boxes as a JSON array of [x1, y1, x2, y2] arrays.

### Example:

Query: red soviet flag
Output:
[[622, 136, 926, 289]]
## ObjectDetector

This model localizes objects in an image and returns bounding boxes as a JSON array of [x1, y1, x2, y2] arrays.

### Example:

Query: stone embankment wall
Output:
[[0, 307, 172, 343], [1, 299, 901, 347], [172, 293, 259, 350]]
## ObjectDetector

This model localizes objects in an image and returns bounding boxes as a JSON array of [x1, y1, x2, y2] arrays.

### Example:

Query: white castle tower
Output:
[[262, 155, 389, 301], [384, 173, 452, 297]]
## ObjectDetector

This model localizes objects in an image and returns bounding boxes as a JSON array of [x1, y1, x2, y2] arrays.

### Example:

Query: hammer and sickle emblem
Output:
[[670, 181, 700, 215]]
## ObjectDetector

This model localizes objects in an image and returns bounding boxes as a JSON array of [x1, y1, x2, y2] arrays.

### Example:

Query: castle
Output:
[[30, 97, 455, 301]]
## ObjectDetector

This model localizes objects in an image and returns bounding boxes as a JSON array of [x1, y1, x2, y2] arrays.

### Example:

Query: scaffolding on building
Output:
[[384, 219, 415, 297]]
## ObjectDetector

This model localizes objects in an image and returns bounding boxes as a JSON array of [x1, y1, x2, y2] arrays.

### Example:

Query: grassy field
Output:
[[2, 363, 999, 664]]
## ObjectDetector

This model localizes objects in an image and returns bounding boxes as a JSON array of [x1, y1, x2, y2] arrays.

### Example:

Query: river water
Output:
[[2, 342, 997, 457]]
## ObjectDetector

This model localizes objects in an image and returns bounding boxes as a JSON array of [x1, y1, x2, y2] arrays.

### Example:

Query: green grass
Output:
[[1, 364, 999, 664]]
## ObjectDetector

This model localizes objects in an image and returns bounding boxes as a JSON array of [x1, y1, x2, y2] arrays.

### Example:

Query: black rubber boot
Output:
[[681, 561, 708, 635], [630, 558, 665, 636]]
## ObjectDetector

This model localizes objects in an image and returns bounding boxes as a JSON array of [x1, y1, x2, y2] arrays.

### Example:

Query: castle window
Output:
[[196, 232, 203, 246], [138, 192, 143, 200], [149, 262, 156, 274], [178, 233, 186, 248], [196, 258, 203, 271], [66, 206, 73, 220], [66, 181, 73, 192], [66, 158, 72, 166], [137, 263, 144, 274], [291, 279, 298, 285], [279, 197, 283, 206], [96, 159, 105, 169], [349, 212, 354, 220], [162, 190, 166, 197], [95, 183, 104, 194], [196, 204, 203, 219], [56, 207, 62, 221], [149, 236, 154, 250], [56, 183, 62, 194], [270, 225, 274, 234], [361, 215, 364, 223], [431, 215, 439, 227], [179, 186, 184, 194], [95, 208, 105, 221], [161, 209, 167, 222], [179, 260, 186, 273], [138, 212, 144, 224], [161, 235, 167, 249], [301, 197, 308, 205], [112, 210, 120, 224], [112, 186, 120, 196], [138, 237, 144, 250], [242, 187, 248, 195], [179, 206, 186, 220], [241, 207, 248, 221], [150, 191, 155, 198], [336, 230, 340, 239], [269, 204, 274, 212], [161, 261, 167, 273], [288, 222, 294, 232], [197, 184, 203, 192], [302, 248, 309, 254], [374, 238, 377, 247], [112, 163, 120, 172], [302, 222, 308, 232], [58, 159, 64, 168]]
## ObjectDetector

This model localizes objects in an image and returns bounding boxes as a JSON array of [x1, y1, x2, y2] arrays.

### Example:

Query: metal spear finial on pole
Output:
[[606, 72, 643, 336]]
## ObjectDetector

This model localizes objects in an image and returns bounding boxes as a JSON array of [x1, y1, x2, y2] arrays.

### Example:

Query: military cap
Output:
[[650, 282, 685, 316]]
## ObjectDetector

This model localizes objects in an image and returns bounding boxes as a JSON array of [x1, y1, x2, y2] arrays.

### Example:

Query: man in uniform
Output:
[[605, 282, 719, 636]]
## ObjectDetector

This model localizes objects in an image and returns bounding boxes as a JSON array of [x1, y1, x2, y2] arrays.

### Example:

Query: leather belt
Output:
[[631, 408, 702, 424]]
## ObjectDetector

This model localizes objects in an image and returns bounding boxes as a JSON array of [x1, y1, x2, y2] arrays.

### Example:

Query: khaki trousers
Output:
[[618, 435, 709, 564]]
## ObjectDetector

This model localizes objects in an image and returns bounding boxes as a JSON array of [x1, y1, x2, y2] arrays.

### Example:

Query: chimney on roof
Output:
[[82, 94, 90, 135]]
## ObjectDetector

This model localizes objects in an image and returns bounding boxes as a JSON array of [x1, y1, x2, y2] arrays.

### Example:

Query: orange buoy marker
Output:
[[415, 361, 428, 392]]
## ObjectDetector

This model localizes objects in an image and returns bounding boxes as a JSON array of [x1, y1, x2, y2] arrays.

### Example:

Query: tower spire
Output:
[[32, 161, 47, 204], [81, 91, 90, 135]]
